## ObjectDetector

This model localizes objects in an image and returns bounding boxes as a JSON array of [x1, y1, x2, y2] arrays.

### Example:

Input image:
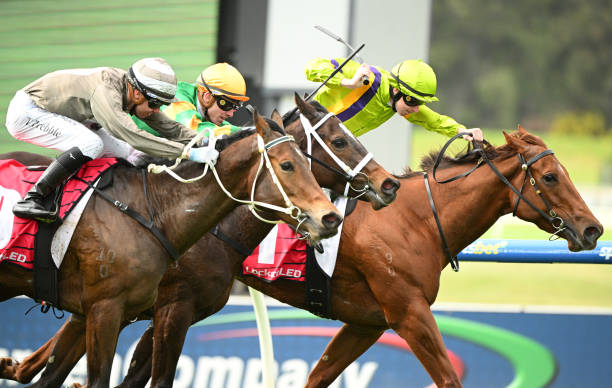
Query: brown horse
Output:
[[2, 127, 603, 388], [0, 95, 400, 387], [0, 110, 346, 388], [121, 125, 603, 388]]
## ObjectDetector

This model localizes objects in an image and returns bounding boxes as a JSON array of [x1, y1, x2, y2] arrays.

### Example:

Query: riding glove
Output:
[[188, 146, 219, 165]]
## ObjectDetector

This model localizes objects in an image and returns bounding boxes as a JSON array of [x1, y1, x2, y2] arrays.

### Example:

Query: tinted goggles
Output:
[[402, 94, 425, 107], [215, 95, 242, 111]]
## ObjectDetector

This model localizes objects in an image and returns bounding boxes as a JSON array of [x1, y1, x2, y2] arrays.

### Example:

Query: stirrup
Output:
[[12, 200, 58, 223]]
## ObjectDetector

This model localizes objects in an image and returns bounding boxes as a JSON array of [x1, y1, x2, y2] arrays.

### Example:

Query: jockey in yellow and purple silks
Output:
[[134, 62, 250, 142], [304, 58, 483, 142]]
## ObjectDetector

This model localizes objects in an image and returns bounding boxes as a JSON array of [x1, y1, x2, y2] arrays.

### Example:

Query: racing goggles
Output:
[[215, 95, 242, 111], [402, 94, 425, 107]]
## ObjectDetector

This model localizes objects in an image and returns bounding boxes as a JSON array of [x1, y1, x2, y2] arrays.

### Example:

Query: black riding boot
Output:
[[13, 147, 91, 222]]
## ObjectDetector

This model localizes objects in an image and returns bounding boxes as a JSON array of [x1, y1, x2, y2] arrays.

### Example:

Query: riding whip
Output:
[[284, 43, 366, 120], [314, 25, 369, 85]]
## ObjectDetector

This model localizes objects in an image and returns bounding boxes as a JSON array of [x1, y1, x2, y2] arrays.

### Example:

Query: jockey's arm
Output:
[[405, 105, 482, 140], [90, 85, 191, 159]]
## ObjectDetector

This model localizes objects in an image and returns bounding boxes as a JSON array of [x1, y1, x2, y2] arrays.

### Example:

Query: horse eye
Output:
[[542, 173, 557, 184], [280, 161, 294, 172], [331, 138, 347, 149]]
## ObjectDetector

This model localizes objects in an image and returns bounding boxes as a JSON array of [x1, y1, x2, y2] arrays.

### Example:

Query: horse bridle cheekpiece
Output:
[[428, 132, 566, 272], [299, 112, 373, 197]]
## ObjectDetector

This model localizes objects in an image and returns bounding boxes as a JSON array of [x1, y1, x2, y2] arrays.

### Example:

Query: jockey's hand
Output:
[[461, 128, 483, 142], [340, 64, 371, 89], [187, 146, 219, 165]]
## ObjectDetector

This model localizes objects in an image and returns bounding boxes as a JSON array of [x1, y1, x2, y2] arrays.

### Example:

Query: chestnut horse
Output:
[[0, 95, 399, 387], [0, 111, 345, 388]]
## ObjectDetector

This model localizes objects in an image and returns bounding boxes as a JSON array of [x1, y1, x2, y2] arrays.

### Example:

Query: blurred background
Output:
[[0, 1, 611, 386]]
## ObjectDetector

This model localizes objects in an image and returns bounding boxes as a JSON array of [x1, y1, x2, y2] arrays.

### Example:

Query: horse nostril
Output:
[[322, 212, 342, 229], [584, 225, 602, 243], [382, 178, 400, 194]]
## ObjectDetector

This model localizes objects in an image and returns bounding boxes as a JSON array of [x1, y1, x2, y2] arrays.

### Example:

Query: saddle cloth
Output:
[[242, 195, 348, 282], [0, 158, 117, 270]]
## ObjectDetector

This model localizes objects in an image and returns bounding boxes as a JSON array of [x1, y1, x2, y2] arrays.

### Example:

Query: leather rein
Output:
[[425, 132, 566, 272]]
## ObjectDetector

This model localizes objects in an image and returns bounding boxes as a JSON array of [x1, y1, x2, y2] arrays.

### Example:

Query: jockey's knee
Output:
[[77, 133, 104, 160]]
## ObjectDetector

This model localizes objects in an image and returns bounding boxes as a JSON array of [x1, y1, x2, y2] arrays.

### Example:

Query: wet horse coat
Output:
[[0, 112, 344, 388], [2, 127, 603, 387], [0, 96, 399, 387]]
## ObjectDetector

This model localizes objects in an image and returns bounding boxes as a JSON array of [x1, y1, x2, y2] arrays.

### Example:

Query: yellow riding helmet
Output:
[[196, 63, 250, 102], [390, 59, 439, 103]]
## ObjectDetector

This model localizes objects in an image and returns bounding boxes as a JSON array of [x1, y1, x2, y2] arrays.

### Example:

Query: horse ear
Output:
[[503, 130, 529, 153], [253, 109, 269, 138], [270, 109, 284, 129], [517, 124, 527, 135], [294, 91, 316, 119]]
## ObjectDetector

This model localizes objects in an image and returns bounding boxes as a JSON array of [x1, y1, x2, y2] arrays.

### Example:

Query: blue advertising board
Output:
[[1, 297, 611, 387]]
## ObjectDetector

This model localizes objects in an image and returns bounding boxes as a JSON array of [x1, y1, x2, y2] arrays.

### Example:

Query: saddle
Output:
[[0, 158, 119, 308]]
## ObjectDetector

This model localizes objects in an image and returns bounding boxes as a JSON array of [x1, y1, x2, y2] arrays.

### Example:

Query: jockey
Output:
[[5, 57, 202, 223], [134, 62, 250, 141], [304, 58, 483, 141]]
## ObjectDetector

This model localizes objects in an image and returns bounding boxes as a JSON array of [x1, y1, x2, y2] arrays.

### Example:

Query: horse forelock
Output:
[[263, 117, 286, 136]]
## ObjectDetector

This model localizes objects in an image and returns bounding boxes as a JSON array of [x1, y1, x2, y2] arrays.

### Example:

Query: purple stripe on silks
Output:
[[330, 59, 344, 74], [336, 66, 381, 122]]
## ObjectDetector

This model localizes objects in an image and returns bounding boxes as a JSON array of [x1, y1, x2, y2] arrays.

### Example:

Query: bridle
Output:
[[148, 130, 314, 239], [298, 111, 373, 197], [426, 132, 567, 271]]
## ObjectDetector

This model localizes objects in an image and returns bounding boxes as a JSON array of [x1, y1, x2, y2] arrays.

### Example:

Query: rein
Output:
[[148, 130, 313, 239], [299, 112, 373, 197], [426, 132, 566, 272]]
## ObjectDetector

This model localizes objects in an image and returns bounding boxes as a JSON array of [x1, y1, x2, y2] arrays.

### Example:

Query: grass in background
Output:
[[411, 128, 612, 308]]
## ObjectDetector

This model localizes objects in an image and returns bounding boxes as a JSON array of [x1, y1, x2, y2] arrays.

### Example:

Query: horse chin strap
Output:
[[299, 113, 373, 197], [148, 131, 312, 239]]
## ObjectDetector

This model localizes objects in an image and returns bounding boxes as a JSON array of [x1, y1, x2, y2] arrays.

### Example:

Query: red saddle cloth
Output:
[[0, 158, 118, 270], [242, 223, 307, 282]]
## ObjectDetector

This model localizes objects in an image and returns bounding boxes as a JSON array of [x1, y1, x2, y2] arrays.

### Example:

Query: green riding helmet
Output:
[[390, 59, 439, 104]]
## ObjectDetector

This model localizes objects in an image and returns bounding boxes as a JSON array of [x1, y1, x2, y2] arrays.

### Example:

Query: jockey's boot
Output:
[[13, 147, 91, 223]]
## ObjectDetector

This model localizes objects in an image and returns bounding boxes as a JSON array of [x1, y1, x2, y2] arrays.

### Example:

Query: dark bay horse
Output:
[[0, 111, 345, 388], [0, 95, 400, 387]]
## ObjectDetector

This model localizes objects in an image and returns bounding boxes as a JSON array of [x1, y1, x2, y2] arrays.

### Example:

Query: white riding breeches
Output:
[[5, 90, 147, 166]]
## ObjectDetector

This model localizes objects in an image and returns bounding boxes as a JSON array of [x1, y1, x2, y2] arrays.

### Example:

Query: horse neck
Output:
[[220, 206, 277, 259], [425, 154, 521, 256], [146, 147, 257, 254]]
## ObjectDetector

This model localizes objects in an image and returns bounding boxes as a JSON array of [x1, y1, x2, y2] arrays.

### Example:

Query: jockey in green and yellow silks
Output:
[[134, 62, 249, 140], [305, 58, 483, 141]]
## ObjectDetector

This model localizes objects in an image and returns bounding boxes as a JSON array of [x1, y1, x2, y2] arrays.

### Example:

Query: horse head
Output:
[[502, 125, 603, 251], [240, 110, 343, 244], [283, 93, 400, 210]]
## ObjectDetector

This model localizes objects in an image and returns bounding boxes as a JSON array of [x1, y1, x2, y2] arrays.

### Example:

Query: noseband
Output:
[[299, 112, 373, 198]]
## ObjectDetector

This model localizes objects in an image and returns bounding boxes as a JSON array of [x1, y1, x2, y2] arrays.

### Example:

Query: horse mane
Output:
[[394, 129, 547, 179], [282, 100, 328, 126]]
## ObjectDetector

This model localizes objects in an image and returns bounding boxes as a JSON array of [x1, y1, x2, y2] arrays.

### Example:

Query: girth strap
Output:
[[74, 169, 180, 261]]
